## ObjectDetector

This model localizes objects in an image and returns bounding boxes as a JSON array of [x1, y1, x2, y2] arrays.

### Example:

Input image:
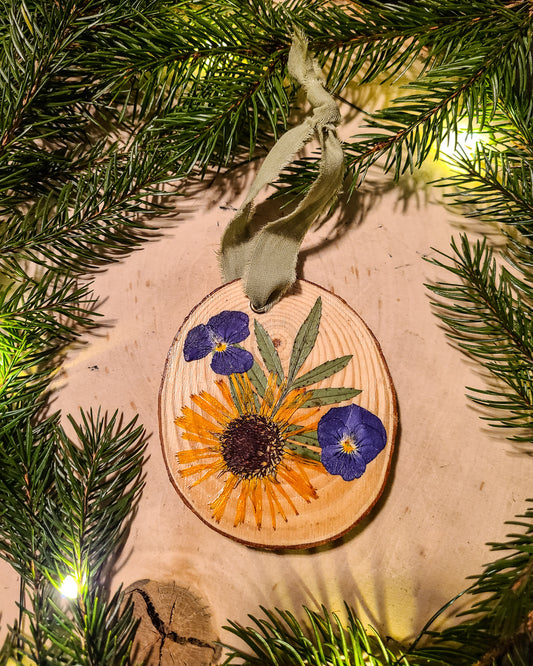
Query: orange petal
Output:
[[179, 461, 219, 477], [190, 459, 227, 486], [191, 391, 233, 424], [277, 465, 318, 502], [176, 406, 223, 438], [215, 379, 239, 416], [275, 389, 308, 424], [272, 478, 299, 516], [230, 373, 256, 416], [250, 479, 263, 530], [261, 373, 279, 415], [177, 447, 218, 464], [284, 407, 321, 431], [264, 479, 287, 527], [180, 431, 219, 444], [211, 475, 240, 522], [234, 479, 251, 526]]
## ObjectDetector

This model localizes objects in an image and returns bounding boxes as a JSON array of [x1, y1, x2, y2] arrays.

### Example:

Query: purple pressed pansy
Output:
[[183, 310, 254, 375], [317, 404, 387, 481]]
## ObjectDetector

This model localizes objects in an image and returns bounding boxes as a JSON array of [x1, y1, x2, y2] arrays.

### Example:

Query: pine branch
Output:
[[46, 586, 139, 665], [124, 0, 297, 173], [442, 139, 533, 239], [411, 500, 533, 665], [0, 0, 294, 277], [345, 24, 532, 184], [0, 138, 177, 276], [0, 416, 62, 662], [0, 409, 146, 664], [0, 274, 96, 436], [41, 409, 146, 665], [222, 604, 412, 665], [0, 0, 174, 139], [53, 409, 146, 584], [266, 0, 533, 196], [0, 4, 171, 280], [427, 235, 533, 444], [0, 418, 57, 580]]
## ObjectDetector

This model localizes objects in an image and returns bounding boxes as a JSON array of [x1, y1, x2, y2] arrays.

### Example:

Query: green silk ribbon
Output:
[[219, 30, 344, 312]]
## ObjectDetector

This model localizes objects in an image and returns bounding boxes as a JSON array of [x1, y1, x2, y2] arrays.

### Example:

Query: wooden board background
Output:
[[0, 120, 530, 652]]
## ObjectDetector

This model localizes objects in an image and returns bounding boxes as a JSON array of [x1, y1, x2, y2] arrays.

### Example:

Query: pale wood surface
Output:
[[1, 159, 531, 653], [160, 280, 397, 549]]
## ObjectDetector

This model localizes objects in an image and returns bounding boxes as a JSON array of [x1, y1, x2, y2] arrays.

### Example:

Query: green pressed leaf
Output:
[[247, 359, 267, 398], [301, 387, 361, 408], [254, 319, 284, 383], [229, 375, 245, 415], [251, 392, 261, 412], [292, 355, 353, 389], [288, 430, 319, 446], [284, 441, 321, 462], [287, 297, 322, 385]]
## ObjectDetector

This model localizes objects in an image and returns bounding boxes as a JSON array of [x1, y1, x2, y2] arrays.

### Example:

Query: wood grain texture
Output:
[[124, 580, 221, 665], [159, 279, 397, 549]]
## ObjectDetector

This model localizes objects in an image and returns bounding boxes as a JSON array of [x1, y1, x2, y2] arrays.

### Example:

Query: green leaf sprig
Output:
[[244, 297, 361, 461]]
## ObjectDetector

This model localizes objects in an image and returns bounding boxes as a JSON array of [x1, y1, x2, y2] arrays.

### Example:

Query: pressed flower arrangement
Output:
[[175, 371, 323, 530], [159, 280, 397, 549]]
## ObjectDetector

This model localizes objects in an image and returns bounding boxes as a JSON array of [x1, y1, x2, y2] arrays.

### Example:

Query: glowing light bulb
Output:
[[440, 125, 489, 159], [60, 574, 78, 599]]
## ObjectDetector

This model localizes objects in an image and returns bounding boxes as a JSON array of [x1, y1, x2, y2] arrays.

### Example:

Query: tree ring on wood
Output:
[[124, 579, 221, 665]]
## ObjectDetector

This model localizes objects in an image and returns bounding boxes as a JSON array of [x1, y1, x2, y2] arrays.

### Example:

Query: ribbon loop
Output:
[[220, 29, 344, 312]]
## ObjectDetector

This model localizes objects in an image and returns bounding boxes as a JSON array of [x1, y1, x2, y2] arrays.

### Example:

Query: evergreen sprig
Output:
[[0, 0, 180, 281], [0, 275, 95, 428], [442, 138, 533, 239], [1, 139, 176, 276], [411, 500, 533, 665], [222, 604, 411, 666], [223, 499, 533, 666], [108, 0, 298, 173], [268, 1, 533, 191], [0, 410, 146, 664], [427, 236, 533, 444], [342, 2, 533, 181]]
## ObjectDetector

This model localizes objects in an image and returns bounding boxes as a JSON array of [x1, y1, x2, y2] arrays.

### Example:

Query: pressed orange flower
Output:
[[175, 373, 323, 529]]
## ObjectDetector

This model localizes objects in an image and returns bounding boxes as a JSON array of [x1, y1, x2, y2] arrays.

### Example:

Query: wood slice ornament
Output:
[[160, 33, 397, 550], [159, 279, 397, 549]]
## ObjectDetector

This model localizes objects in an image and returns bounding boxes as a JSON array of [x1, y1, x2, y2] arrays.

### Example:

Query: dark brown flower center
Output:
[[220, 414, 285, 479]]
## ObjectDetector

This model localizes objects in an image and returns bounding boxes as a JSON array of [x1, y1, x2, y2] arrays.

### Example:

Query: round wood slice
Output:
[[124, 580, 221, 665], [159, 279, 397, 549]]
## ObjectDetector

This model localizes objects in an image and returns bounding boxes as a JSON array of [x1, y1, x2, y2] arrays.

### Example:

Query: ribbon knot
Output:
[[220, 29, 344, 312]]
